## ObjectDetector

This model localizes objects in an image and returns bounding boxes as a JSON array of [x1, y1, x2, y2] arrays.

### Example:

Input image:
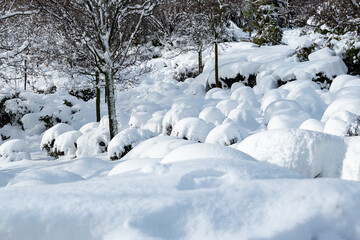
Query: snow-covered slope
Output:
[[0, 29, 360, 239]]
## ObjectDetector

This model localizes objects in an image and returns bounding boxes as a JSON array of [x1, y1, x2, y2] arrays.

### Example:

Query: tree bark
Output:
[[105, 70, 118, 140], [24, 59, 27, 91], [198, 48, 203, 74], [214, 41, 220, 88], [95, 71, 101, 122]]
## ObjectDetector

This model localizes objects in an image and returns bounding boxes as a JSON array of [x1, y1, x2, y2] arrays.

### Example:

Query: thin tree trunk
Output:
[[104, 82, 108, 104], [95, 71, 101, 122], [198, 48, 203, 74], [214, 41, 220, 88], [105, 70, 118, 140], [24, 60, 27, 91]]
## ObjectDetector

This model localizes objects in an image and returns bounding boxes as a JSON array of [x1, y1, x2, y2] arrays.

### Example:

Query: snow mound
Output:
[[40, 123, 74, 153], [171, 117, 214, 143], [76, 128, 110, 158], [143, 110, 166, 134], [162, 143, 256, 164], [79, 122, 100, 134], [108, 128, 144, 160], [0, 139, 31, 162], [230, 86, 260, 108], [205, 88, 230, 100], [205, 122, 248, 146], [65, 157, 111, 179], [330, 75, 360, 93], [199, 107, 226, 126], [299, 118, 325, 132], [108, 158, 163, 176], [341, 137, 360, 180], [308, 47, 335, 61], [228, 106, 260, 130], [264, 100, 310, 129], [322, 91, 360, 123], [323, 110, 358, 136], [237, 129, 346, 178], [6, 169, 84, 187], [162, 104, 199, 135], [122, 135, 195, 160], [53, 131, 82, 158], [215, 99, 238, 116]]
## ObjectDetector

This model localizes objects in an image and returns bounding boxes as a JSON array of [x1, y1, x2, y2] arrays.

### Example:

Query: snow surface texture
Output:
[[0, 29, 360, 239]]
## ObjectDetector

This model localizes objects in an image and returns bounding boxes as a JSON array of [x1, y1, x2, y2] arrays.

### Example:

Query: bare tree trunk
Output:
[[24, 59, 27, 91], [95, 71, 101, 122], [105, 70, 118, 140], [214, 41, 220, 87], [198, 47, 203, 74]]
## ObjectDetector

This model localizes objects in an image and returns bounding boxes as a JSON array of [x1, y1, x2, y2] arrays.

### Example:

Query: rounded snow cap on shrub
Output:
[[162, 143, 256, 164], [40, 123, 74, 155], [0, 139, 31, 162], [237, 129, 346, 178], [329, 75, 360, 93], [216, 99, 238, 117], [108, 128, 144, 160], [171, 117, 214, 143], [206, 121, 248, 146], [162, 105, 199, 135], [122, 135, 194, 160], [53, 130, 82, 158], [264, 100, 310, 129], [199, 106, 226, 126], [76, 128, 110, 158]]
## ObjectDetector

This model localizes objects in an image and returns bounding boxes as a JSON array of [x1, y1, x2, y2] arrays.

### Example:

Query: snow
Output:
[[199, 106, 226, 126], [237, 129, 346, 178], [0, 139, 31, 162], [162, 143, 255, 164], [53, 131, 82, 158], [205, 121, 248, 146], [341, 137, 360, 180], [1, 28, 360, 239], [107, 128, 144, 160], [40, 123, 74, 151], [171, 117, 214, 143]]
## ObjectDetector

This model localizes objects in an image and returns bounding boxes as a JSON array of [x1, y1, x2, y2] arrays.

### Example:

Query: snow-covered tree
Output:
[[37, 0, 156, 139]]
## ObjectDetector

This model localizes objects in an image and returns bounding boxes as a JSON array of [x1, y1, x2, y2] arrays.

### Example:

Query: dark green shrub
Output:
[[343, 45, 360, 75], [295, 44, 317, 62]]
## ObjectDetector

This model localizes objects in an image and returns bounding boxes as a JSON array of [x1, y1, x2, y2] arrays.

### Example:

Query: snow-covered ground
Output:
[[0, 29, 360, 239]]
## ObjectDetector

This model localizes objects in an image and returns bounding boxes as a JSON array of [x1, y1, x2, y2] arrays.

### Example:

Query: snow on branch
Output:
[[0, 10, 39, 20], [0, 41, 29, 59]]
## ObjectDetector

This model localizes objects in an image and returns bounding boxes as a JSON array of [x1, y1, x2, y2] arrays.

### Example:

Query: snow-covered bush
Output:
[[108, 128, 145, 160], [215, 99, 238, 117], [171, 117, 214, 143], [68, 88, 96, 102], [205, 121, 248, 146], [76, 128, 110, 158], [0, 93, 30, 129], [0, 139, 31, 162], [342, 41, 360, 75], [122, 135, 194, 160], [228, 106, 260, 131], [162, 104, 199, 135], [162, 143, 256, 164], [199, 107, 226, 126], [53, 131, 82, 158], [263, 100, 310, 129], [237, 129, 346, 178], [143, 111, 165, 134], [40, 123, 74, 157]]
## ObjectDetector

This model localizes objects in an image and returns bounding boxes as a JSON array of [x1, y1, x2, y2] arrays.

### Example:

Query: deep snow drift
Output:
[[0, 29, 360, 239]]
